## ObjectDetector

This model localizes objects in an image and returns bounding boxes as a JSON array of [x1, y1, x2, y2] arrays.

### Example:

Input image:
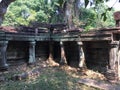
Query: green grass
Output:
[[0, 67, 99, 90]]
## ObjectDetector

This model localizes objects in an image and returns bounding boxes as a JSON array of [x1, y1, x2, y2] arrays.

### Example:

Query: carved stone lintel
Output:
[[28, 41, 36, 64], [60, 41, 67, 64], [0, 41, 8, 69]]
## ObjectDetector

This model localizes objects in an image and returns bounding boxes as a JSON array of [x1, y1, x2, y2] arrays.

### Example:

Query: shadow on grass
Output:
[[0, 67, 98, 90]]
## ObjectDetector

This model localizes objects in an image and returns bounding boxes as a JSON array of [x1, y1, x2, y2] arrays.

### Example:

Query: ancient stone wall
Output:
[[6, 41, 50, 65], [7, 41, 28, 63]]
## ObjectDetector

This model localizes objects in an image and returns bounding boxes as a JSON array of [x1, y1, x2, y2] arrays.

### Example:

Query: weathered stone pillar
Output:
[[109, 41, 119, 79], [117, 42, 120, 79], [28, 41, 36, 64], [77, 42, 85, 68], [60, 41, 67, 64], [0, 41, 8, 69], [109, 41, 119, 69]]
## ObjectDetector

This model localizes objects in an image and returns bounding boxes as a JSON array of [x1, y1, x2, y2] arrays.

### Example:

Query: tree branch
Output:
[[0, 0, 15, 25]]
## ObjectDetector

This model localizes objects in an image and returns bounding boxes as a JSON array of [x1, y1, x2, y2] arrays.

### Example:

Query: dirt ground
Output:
[[0, 58, 118, 90]]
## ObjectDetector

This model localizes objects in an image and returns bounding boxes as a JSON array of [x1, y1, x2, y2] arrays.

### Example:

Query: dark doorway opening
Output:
[[64, 41, 80, 67], [7, 41, 28, 65], [83, 41, 110, 73]]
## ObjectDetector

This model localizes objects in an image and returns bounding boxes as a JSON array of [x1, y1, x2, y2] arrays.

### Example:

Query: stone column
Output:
[[109, 41, 119, 70], [28, 41, 36, 64], [0, 41, 8, 69], [117, 42, 120, 79], [77, 42, 85, 68], [109, 41, 119, 79], [60, 41, 67, 64]]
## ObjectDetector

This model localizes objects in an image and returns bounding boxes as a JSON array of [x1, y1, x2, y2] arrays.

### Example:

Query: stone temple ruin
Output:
[[0, 11, 120, 80]]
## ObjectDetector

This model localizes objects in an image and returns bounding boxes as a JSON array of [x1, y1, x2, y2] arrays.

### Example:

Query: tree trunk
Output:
[[0, 0, 15, 25], [64, 0, 74, 29], [63, 0, 80, 29], [74, 0, 80, 19]]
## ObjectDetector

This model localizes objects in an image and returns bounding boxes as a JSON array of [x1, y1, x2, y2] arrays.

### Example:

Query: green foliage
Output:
[[79, 3, 115, 31], [2, 0, 115, 30], [35, 10, 49, 22], [95, 3, 115, 27], [2, 0, 59, 26], [79, 8, 97, 30]]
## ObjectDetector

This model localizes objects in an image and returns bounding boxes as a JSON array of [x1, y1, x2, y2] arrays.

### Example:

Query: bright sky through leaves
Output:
[[106, 0, 120, 10]]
